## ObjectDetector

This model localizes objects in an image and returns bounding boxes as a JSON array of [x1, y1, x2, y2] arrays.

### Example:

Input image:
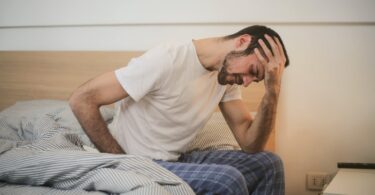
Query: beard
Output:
[[218, 51, 244, 85]]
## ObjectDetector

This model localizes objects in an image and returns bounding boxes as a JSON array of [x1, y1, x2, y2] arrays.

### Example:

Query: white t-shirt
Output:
[[112, 40, 241, 161]]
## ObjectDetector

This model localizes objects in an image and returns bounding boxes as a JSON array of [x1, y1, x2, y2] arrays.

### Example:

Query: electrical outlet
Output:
[[306, 172, 331, 191]]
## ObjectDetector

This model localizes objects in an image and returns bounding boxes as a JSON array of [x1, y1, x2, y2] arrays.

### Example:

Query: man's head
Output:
[[218, 25, 289, 87]]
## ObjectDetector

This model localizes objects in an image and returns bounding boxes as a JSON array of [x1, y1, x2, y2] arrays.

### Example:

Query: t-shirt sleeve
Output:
[[220, 85, 242, 102], [114, 47, 171, 102]]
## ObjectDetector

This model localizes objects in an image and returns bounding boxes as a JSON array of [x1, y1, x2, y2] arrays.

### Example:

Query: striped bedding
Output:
[[0, 100, 194, 195]]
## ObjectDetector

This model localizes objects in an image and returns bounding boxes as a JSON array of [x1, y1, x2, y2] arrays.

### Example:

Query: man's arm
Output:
[[219, 93, 279, 153], [219, 35, 286, 153], [69, 71, 128, 154]]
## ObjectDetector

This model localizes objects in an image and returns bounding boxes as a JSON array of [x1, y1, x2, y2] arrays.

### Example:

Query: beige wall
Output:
[[276, 25, 375, 195], [1, 1, 375, 194]]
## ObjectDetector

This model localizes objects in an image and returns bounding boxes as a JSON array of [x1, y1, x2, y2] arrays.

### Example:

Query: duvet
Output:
[[0, 100, 194, 195]]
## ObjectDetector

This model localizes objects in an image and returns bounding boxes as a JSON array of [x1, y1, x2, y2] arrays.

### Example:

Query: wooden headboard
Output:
[[0, 51, 273, 151]]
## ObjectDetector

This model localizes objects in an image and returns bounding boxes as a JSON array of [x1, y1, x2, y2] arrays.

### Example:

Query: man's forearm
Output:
[[70, 102, 125, 154], [243, 91, 279, 153]]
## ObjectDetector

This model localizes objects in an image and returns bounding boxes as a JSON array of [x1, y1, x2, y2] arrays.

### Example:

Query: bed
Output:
[[0, 51, 274, 194]]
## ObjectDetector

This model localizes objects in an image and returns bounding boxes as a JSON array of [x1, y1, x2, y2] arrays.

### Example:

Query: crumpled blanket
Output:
[[0, 100, 194, 195]]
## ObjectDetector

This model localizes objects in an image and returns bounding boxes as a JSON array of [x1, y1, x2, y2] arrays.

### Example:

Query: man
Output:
[[69, 25, 289, 195]]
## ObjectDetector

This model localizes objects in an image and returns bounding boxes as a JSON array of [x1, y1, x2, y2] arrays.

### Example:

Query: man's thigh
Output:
[[180, 150, 276, 165], [154, 160, 248, 195], [180, 150, 282, 171], [179, 150, 284, 192]]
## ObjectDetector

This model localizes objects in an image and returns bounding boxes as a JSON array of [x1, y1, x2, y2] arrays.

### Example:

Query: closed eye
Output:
[[254, 63, 265, 82], [249, 64, 260, 82]]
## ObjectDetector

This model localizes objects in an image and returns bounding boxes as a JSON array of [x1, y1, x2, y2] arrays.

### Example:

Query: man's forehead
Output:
[[249, 53, 262, 67]]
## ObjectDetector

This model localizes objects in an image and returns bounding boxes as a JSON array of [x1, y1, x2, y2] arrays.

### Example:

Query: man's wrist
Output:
[[265, 89, 279, 100]]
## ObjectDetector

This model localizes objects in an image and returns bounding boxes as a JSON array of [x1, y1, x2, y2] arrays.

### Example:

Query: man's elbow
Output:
[[69, 89, 92, 113], [69, 90, 82, 113]]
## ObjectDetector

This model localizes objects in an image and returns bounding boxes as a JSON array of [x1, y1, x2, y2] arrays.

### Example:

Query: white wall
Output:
[[1, 0, 375, 51], [276, 25, 375, 195], [1, 1, 375, 194]]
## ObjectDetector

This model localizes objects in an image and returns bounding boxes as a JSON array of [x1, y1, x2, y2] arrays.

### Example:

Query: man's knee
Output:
[[221, 165, 248, 194], [196, 165, 248, 195], [261, 152, 284, 173]]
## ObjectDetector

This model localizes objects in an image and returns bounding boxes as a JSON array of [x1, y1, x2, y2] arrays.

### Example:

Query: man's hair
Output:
[[224, 25, 290, 67]]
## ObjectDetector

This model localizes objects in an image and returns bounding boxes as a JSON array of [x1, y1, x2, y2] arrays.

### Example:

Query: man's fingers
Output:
[[264, 34, 281, 63], [274, 37, 286, 74], [258, 38, 274, 63], [275, 37, 286, 65], [254, 48, 268, 66]]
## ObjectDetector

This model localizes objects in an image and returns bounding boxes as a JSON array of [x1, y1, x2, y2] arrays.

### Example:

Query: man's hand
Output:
[[254, 34, 287, 96]]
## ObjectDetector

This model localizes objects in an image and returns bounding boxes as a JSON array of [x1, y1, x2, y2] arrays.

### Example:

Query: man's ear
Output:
[[235, 34, 252, 50]]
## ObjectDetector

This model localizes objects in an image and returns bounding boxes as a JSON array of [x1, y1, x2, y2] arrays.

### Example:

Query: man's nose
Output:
[[242, 76, 253, 87]]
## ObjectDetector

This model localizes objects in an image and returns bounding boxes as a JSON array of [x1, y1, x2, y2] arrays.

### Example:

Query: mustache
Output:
[[218, 67, 227, 85], [218, 66, 243, 85]]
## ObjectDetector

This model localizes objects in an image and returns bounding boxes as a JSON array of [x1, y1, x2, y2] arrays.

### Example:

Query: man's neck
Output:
[[193, 37, 233, 71]]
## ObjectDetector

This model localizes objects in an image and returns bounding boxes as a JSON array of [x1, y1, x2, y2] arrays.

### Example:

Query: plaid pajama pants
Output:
[[154, 150, 284, 195]]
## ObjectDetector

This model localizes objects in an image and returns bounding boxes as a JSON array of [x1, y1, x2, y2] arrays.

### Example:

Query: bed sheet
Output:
[[0, 100, 194, 195]]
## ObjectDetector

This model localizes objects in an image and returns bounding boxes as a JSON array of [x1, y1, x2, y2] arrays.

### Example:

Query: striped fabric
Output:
[[186, 111, 241, 152], [0, 101, 194, 195], [156, 150, 285, 195]]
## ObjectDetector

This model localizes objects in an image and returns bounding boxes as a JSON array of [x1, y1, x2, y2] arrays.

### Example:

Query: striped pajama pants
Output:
[[155, 150, 284, 195]]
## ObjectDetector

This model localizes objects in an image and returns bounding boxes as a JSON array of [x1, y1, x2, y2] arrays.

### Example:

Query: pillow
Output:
[[0, 99, 114, 125], [0, 99, 114, 147], [186, 112, 241, 152]]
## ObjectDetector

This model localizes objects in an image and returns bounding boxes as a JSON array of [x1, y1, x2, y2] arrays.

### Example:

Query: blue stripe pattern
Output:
[[155, 150, 285, 195]]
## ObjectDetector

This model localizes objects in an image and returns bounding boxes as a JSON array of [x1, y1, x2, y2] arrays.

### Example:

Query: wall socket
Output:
[[306, 172, 332, 191]]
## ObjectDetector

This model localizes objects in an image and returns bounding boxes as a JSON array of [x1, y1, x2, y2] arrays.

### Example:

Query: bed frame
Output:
[[0, 51, 274, 151]]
